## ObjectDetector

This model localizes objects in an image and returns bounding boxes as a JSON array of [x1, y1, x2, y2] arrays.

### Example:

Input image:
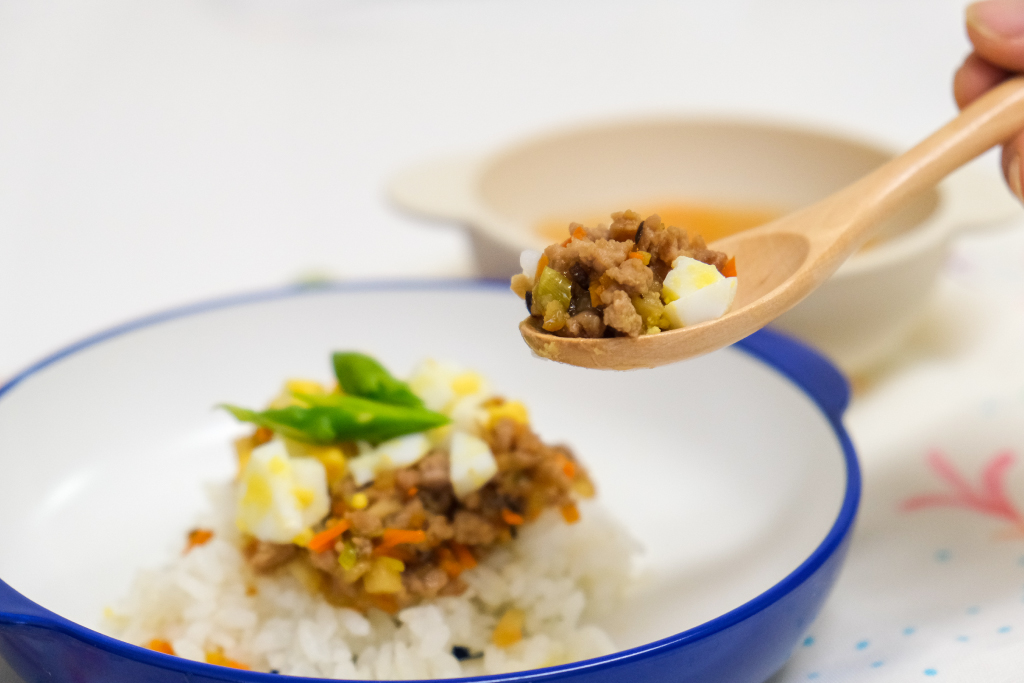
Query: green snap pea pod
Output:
[[332, 352, 424, 408], [220, 393, 448, 445]]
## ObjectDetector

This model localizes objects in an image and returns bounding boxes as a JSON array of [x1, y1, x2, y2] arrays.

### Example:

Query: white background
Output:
[[0, 0, 984, 382]]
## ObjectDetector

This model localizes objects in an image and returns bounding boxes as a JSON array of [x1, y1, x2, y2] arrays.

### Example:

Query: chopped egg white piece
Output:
[[449, 431, 498, 499], [662, 255, 737, 328], [449, 395, 490, 434], [348, 433, 431, 486], [236, 440, 330, 544], [519, 249, 542, 286], [407, 359, 494, 435]]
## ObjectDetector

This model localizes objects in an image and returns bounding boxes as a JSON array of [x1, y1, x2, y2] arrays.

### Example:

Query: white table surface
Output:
[[4, 1, 1022, 682]]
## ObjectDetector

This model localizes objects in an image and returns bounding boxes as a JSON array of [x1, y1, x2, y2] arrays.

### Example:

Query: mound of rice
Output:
[[104, 484, 638, 679]]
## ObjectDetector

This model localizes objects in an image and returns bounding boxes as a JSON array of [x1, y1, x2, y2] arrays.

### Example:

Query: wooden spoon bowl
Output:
[[521, 77, 1024, 370]]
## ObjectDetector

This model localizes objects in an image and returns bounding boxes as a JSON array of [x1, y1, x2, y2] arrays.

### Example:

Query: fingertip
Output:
[[954, 52, 1009, 109], [967, 0, 1024, 71]]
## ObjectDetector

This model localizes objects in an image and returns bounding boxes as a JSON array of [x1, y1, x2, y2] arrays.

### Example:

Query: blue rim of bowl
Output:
[[0, 278, 861, 683]]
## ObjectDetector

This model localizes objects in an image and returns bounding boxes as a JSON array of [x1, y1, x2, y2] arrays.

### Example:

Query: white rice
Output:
[[104, 484, 638, 679]]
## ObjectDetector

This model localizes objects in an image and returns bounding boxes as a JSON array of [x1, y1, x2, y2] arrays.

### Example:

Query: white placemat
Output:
[[775, 222, 1024, 682]]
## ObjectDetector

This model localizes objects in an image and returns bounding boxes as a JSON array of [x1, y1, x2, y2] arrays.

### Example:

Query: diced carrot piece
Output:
[[627, 251, 652, 265], [307, 520, 351, 554], [535, 254, 549, 282], [572, 226, 587, 240], [406, 487, 418, 498], [147, 639, 175, 656], [553, 453, 576, 479], [451, 542, 477, 569], [369, 594, 401, 614], [206, 650, 249, 670], [253, 427, 274, 445], [379, 528, 427, 549], [560, 503, 580, 524], [721, 256, 737, 278], [437, 547, 464, 577], [501, 508, 525, 526], [184, 529, 213, 554], [589, 283, 604, 308]]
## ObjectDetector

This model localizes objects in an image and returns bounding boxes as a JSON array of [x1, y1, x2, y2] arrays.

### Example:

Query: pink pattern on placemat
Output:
[[902, 450, 1024, 537]]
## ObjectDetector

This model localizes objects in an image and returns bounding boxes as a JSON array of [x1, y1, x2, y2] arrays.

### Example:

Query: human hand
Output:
[[956, 0, 1024, 200]]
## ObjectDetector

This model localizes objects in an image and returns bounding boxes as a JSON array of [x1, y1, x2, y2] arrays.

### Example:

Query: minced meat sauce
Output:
[[232, 407, 594, 615], [512, 210, 733, 337]]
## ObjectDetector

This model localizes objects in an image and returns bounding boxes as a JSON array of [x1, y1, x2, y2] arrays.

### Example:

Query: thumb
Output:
[[967, 0, 1024, 71]]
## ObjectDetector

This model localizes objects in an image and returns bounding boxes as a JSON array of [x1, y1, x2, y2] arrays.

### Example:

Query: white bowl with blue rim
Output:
[[0, 281, 859, 683]]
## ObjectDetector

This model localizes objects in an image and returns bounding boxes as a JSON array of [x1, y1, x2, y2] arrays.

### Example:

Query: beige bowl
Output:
[[390, 119, 1020, 373]]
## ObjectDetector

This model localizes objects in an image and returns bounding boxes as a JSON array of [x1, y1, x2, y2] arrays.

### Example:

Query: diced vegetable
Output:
[[627, 250, 652, 265], [501, 509, 525, 525], [721, 256, 737, 278], [206, 650, 249, 670], [364, 556, 405, 594], [184, 528, 213, 554], [553, 453, 576, 479], [451, 542, 477, 569], [486, 400, 529, 427], [221, 393, 449, 445], [542, 301, 568, 332], [492, 608, 525, 647], [147, 639, 175, 655], [535, 253, 549, 282], [534, 266, 572, 313], [308, 519, 351, 554], [437, 547, 465, 577], [332, 352, 424, 409], [631, 291, 670, 330], [378, 528, 427, 549], [338, 541, 359, 570], [560, 503, 580, 524]]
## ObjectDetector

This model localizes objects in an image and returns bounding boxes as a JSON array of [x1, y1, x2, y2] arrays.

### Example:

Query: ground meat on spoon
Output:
[[512, 210, 732, 338]]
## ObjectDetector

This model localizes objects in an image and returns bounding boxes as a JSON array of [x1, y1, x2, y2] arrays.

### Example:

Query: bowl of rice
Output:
[[0, 281, 859, 683]]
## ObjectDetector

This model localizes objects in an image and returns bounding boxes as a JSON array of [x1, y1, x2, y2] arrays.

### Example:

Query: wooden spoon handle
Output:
[[813, 76, 1024, 249]]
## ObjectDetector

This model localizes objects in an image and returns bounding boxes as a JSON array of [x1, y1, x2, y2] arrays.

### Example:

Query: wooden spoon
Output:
[[520, 77, 1024, 370]]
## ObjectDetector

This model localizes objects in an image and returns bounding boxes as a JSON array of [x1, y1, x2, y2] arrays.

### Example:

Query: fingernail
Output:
[[967, 0, 1024, 38], [1008, 153, 1023, 201]]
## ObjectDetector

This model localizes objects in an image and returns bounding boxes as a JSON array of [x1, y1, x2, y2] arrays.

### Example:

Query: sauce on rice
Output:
[[225, 353, 594, 616]]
